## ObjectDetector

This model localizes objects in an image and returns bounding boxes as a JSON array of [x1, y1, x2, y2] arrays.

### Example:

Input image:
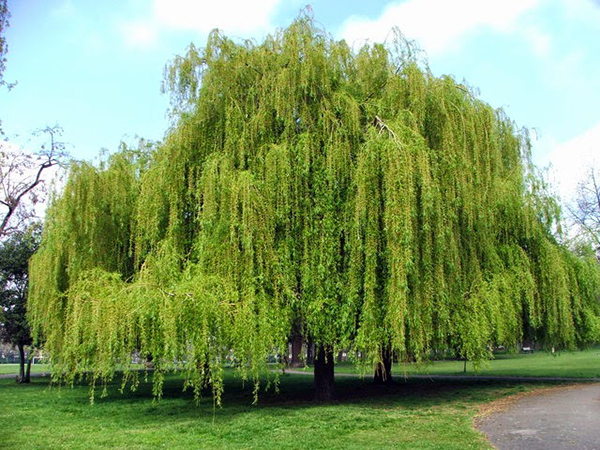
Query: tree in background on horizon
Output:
[[0, 2, 67, 386], [0, 1, 69, 238], [0, 223, 41, 382], [0, 125, 68, 237], [569, 165, 600, 258]]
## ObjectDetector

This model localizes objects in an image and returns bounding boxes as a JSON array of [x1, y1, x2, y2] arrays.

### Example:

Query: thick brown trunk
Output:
[[373, 346, 393, 385], [289, 333, 303, 368], [314, 344, 334, 401]]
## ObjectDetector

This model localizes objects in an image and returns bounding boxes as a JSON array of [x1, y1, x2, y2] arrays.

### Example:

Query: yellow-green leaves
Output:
[[28, 13, 600, 404]]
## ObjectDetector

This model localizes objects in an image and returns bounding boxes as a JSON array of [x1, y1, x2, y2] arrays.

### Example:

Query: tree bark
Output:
[[289, 332, 304, 368], [24, 351, 33, 383], [306, 340, 315, 366], [314, 344, 334, 401], [373, 346, 393, 385], [16, 343, 30, 383]]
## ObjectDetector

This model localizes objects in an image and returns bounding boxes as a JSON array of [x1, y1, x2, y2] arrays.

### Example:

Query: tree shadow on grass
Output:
[[1, 369, 588, 450], [31, 370, 571, 419]]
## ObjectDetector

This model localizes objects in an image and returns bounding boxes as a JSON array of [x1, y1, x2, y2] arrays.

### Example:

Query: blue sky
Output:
[[2, 0, 599, 202]]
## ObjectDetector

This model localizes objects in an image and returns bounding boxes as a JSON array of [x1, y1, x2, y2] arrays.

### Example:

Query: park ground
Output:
[[1, 348, 599, 449]]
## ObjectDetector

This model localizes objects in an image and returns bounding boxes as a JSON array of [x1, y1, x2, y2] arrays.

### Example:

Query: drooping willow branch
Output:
[[28, 14, 600, 405]]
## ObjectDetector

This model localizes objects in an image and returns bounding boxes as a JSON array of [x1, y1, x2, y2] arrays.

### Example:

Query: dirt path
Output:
[[477, 383, 600, 449]]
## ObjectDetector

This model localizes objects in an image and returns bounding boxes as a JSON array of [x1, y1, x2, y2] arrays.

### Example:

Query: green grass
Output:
[[0, 363, 50, 375], [333, 347, 600, 379], [0, 371, 568, 449], [1, 349, 597, 449]]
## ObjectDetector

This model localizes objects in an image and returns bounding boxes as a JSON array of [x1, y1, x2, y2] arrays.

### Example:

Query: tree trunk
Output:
[[314, 344, 334, 401], [17, 343, 30, 383], [306, 340, 315, 366], [289, 331, 303, 368], [373, 346, 393, 385], [24, 351, 33, 383], [145, 353, 155, 369]]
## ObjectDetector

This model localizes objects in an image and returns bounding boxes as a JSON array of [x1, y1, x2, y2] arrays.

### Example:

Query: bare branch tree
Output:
[[0, 0, 9, 85], [0, 126, 68, 237], [567, 165, 600, 255]]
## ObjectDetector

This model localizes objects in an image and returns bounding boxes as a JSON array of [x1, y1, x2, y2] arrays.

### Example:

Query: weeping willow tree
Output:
[[28, 14, 600, 402]]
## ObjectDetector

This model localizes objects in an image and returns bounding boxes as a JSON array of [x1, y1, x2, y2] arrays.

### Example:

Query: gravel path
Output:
[[477, 383, 600, 450]]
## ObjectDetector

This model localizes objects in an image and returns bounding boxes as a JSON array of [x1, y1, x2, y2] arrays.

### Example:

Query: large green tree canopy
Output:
[[28, 15, 600, 403]]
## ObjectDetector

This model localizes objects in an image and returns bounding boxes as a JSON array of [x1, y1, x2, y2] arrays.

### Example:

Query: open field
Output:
[[3, 348, 598, 378], [0, 371, 574, 450], [333, 347, 600, 379], [0, 363, 50, 375], [2, 348, 598, 378]]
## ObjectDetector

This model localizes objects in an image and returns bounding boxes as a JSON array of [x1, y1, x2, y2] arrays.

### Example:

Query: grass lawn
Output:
[[0, 363, 50, 375], [1, 350, 597, 448], [333, 347, 600, 379], [0, 370, 570, 450]]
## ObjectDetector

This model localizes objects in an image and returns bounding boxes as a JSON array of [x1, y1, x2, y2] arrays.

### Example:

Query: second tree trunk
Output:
[[314, 344, 334, 401]]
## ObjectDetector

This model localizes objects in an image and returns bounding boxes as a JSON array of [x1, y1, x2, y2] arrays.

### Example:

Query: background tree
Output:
[[28, 14, 600, 403], [1, 0, 10, 138], [569, 165, 600, 255], [0, 0, 10, 87], [0, 126, 67, 237], [0, 1, 68, 236], [0, 223, 41, 382]]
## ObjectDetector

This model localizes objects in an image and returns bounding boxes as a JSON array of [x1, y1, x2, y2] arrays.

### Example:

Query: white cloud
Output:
[[338, 0, 539, 54], [120, 19, 159, 48], [153, 0, 280, 34], [522, 25, 551, 58], [547, 122, 600, 204], [559, 0, 600, 25], [121, 0, 281, 49], [52, 0, 77, 19]]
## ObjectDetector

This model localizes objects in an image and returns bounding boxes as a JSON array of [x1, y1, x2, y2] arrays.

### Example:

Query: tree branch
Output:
[[568, 166, 600, 251], [0, 126, 68, 237]]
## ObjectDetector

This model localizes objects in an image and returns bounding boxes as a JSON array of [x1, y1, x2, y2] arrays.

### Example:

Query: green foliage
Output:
[[28, 13, 600, 404], [0, 223, 41, 347]]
